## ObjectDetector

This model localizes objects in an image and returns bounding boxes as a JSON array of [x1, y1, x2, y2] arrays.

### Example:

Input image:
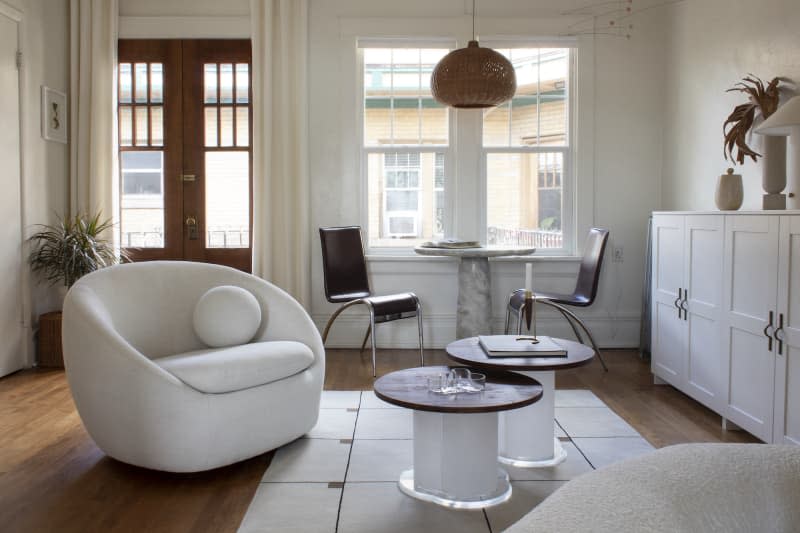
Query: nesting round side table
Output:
[[445, 337, 595, 467], [373, 365, 542, 509]]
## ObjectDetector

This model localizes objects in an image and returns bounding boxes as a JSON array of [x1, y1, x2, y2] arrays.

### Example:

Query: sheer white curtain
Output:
[[250, 0, 311, 307], [69, 0, 119, 240]]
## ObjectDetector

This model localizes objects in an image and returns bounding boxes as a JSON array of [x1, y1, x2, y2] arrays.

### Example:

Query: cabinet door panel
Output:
[[687, 313, 719, 401], [728, 327, 774, 441], [723, 215, 779, 442], [653, 300, 684, 383], [774, 216, 800, 444], [651, 215, 686, 384], [729, 217, 777, 321], [684, 216, 724, 410], [653, 216, 684, 305]]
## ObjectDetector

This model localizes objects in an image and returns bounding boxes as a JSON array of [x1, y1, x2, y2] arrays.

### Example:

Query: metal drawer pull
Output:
[[674, 288, 683, 318], [764, 311, 774, 352], [774, 313, 785, 355]]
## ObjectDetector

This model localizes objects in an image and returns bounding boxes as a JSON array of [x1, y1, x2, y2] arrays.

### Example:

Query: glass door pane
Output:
[[205, 152, 249, 248]]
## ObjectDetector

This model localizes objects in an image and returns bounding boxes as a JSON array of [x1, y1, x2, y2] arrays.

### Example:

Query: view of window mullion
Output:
[[131, 64, 137, 147], [390, 49, 395, 146], [216, 63, 222, 147], [232, 63, 237, 147], [507, 50, 513, 147], [146, 63, 152, 146], [118, 64, 124, 147], [417, 49, 422, 145], [536, 49, 541, 146]]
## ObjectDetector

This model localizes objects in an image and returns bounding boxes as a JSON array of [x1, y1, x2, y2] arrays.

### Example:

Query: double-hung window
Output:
[[360, 41, 574, 254], [361, 45, 452, 249], [483, 47, 572, 252]]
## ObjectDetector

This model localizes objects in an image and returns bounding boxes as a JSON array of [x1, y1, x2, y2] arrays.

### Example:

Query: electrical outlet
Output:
[[612, 245, 624, 263]]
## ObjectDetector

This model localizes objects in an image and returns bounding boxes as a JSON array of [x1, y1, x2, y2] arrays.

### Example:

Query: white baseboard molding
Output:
[[314, 311, 641, 350]]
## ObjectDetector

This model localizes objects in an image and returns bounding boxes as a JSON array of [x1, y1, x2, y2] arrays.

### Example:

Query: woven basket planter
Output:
[[431, 41, 517, 108]]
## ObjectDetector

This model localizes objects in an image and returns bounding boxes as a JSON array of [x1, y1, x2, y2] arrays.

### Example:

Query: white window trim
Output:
[[356, 42, 457, 255], [344, 23, 592, 259], [478, 44, 577, 256]]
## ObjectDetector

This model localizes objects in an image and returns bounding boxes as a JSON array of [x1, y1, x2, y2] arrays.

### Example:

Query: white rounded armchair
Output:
[[62, 261, 324, 473]]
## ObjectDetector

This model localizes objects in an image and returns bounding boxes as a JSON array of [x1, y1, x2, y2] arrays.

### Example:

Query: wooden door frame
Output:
[[181, 39, 253, 272], [118, 39, 183, 262], [117, 39, 252, 272]]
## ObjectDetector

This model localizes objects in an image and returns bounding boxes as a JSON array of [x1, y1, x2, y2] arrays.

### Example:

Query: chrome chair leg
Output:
[[537, 300, 585, 345], [504, 306, 511, 334], [416, 300, 425, 367], [322, 300, 365, 343], [368, 305, 378, 377], [538, 300, 608, 372], [516, 307, 525, 335], [359, 324, 372, 353]]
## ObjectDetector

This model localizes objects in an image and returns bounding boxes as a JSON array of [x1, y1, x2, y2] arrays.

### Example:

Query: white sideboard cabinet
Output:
[[651, 212, 800, 444]]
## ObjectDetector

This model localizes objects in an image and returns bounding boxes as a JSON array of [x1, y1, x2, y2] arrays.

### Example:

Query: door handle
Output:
[[186, 216, 199, 240], [774, 313, 785, 355], [679, 289, 689, 321], [674, 288, 683, 318], [764, 311, 774, 352]]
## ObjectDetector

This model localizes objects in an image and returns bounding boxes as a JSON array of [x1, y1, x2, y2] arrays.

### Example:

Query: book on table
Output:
[[478, 335, 568, 358]]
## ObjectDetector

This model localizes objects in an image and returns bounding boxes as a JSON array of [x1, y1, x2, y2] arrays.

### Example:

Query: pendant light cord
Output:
[[472, 0, 476, 40]]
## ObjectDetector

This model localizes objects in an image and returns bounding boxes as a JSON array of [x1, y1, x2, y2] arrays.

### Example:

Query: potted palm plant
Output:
[[28, 213, 126, 367], [29, 212, 124, 290]]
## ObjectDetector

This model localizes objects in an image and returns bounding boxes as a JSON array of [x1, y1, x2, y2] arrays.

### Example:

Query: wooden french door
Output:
[[118, 39, 252, 272]]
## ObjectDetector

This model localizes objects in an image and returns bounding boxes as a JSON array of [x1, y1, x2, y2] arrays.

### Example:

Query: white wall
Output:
[[119, 0, 250, 38], [15, 0, 670, 357], [5, 0, 70, 366], [662, 0, 800, 211], [310, 0, 669, 348]]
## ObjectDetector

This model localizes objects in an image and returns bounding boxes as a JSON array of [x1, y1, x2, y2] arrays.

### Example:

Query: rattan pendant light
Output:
[[430, 0, 516, 108]]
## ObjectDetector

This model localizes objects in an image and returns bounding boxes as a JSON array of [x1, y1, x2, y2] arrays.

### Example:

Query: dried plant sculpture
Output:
[[723, 75, 781, 164]]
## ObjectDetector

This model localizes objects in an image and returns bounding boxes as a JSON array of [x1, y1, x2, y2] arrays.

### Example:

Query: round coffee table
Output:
[[373, 365, 542, 509], [445, 337, 594, 468]]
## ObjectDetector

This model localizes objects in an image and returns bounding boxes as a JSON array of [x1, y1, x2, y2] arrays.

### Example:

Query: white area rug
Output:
[[239, 390, 653, 533]]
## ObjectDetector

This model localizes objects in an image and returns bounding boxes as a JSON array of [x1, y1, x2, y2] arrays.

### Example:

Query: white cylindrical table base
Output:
[[498, 370, 567, 467], [398, 410, 512, 509]]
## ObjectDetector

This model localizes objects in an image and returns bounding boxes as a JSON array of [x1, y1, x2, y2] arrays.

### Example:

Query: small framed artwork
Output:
[[41, 86, 67, 144]]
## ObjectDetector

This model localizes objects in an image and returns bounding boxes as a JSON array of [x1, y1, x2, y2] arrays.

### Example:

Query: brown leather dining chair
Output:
[[505, 228, 610, 371], [319, 226, 424, 377]]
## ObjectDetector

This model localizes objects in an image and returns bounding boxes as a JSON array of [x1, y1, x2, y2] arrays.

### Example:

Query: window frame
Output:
[[356, 37, 578, 257], [383, 152, 422, 238], [357, 40, 457, 255], [479, 43, 576, 257]]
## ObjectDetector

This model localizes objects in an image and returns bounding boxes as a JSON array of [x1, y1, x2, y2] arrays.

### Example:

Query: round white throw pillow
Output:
[[193, 285, 262, 348]]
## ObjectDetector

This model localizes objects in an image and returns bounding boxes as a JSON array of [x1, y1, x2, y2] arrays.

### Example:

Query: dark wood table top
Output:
[[373, 366, 542, 414], [445, 337, 595, 372]]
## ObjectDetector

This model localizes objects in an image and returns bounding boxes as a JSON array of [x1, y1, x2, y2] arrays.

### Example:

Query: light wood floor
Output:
[[0, 349, 756, 533]]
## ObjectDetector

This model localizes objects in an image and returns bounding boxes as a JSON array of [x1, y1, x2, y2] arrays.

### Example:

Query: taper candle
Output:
[[525, 263, 533, 291]]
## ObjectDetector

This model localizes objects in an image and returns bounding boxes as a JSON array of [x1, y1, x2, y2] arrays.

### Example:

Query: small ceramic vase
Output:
[[715, 168, 744, 211]]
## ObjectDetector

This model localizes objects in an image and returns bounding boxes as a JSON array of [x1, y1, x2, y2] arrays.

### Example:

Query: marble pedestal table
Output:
[[445, 337, 595, 467], [373, 366, 542, 509], [413, 246, 536, 338]]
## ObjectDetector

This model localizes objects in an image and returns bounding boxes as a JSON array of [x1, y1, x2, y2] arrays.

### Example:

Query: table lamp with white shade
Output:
[[756, 95, 800, 210]]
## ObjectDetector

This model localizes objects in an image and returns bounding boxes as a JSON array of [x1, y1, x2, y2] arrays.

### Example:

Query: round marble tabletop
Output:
[[413, 245, 536, 258]]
